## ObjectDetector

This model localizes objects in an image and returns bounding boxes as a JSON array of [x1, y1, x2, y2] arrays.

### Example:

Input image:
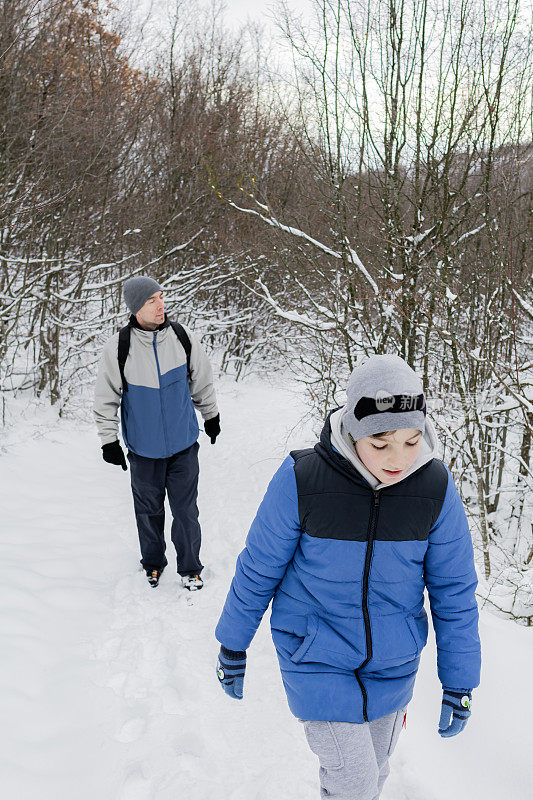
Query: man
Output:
[[93, 275, 220, 590]]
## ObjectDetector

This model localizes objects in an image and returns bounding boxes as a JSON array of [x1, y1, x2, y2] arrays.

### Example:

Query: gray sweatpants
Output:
[[301, 709, 406, 800]]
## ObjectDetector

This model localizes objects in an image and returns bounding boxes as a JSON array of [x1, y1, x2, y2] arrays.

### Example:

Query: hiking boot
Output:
[[145, 566, 164, 587], [181, 573, 204, 591]]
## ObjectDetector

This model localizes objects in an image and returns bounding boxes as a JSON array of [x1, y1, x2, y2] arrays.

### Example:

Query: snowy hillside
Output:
[[1, 376, 531, 800]]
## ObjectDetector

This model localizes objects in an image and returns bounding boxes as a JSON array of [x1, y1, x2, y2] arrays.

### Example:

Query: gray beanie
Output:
[[123, 276, 163, 315], [341, 354, 426, 443]]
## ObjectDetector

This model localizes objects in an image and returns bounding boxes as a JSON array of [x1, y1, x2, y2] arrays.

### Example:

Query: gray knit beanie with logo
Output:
[[341, 354, 426, 443], [123, 276, 163, 315]]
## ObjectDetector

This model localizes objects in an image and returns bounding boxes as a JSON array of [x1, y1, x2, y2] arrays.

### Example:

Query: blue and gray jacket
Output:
[[215, 412, 481, 723], [93, 316, 218, 458]]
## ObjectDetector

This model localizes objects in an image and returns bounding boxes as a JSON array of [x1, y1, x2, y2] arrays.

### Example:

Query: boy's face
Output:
[[355, 428, 422, 484]]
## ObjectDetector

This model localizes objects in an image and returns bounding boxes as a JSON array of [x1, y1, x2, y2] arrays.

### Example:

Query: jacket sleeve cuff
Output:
[[100, 433, 120, 446], [220, 645, 246, 660]]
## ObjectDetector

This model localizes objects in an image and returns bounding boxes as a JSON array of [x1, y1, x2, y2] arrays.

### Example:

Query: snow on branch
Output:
[[511, 288, 533, 320], [452, 223, 487, 247], [225, 198, 379, 295], [242, 278, 338, 331]]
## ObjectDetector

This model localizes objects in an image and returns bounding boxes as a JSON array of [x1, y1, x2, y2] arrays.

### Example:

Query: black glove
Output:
[[204, 414, 220, 445], [102, 440, 127, 471]]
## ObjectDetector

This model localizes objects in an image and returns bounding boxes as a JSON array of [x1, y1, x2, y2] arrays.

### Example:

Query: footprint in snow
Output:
[[116, 717, 147, 743], [118, 765, 154, 800], [159, 685, 183, 714]]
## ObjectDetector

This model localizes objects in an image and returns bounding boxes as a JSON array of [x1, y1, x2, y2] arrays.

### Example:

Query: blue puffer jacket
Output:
[[216, 416, 481, 723]]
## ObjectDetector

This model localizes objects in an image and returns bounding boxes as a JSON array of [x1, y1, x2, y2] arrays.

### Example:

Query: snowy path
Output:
[[1, 377, 532, 799]]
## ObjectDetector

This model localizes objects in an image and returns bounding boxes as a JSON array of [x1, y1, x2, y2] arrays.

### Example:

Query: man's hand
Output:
[[204, 414, 220, 445], [102, 440, 127, 471], [217, 645, 246, 699], [438, 688, 472, 737]]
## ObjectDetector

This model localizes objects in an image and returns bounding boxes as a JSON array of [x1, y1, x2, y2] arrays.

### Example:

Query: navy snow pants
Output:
[[127, 442, 203, 576]]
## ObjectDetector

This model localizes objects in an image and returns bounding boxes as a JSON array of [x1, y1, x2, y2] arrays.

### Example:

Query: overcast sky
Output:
[[114, 0, 312, 70], [116, 0, 309, 40], [223, 0, 280, 28]]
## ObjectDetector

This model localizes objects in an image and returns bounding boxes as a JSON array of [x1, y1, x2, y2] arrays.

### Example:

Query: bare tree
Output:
[[206, 0, 532, 616]]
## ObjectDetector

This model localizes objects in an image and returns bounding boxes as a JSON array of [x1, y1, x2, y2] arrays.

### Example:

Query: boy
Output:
[[215, 355, 480, 799]]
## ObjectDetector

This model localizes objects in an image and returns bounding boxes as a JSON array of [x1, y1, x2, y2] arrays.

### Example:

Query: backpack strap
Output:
[[169, 320, 192, 379], [117, 324, 132, 393]]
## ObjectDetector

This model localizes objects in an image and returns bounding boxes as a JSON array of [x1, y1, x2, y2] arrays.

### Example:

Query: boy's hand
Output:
[[217, 645, 246, 699], [438, 688, 472, 737]]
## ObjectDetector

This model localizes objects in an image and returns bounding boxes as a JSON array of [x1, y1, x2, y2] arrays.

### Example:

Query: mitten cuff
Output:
[[220, 645, 246, 660]]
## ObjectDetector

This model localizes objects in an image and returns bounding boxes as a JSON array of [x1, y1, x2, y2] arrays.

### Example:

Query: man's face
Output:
[[354, 428, 422, 483], [136, 291, 165, 330]]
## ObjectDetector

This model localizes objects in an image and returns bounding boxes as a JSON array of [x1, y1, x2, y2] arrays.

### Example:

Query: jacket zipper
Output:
[[354, 489, 380, 721], [152, 332, 169, 454]]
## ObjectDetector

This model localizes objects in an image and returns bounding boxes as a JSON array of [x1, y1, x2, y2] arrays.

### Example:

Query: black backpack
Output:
[[118, 320, 191, 393]]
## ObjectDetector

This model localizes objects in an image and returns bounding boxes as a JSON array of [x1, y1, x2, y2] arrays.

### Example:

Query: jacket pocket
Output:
[[369, 613, 424, 669], [406, 612, 428, 651], [289, 614, 366, 670]]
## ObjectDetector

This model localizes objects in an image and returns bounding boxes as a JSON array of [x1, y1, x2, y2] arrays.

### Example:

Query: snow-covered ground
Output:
[[1, 376, 532, 799]]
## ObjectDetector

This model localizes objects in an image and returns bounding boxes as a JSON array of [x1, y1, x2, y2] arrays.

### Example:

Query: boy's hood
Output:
[[328, 406, 440, 490]]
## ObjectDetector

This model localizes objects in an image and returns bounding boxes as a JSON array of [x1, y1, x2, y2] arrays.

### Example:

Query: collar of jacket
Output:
[[129, 313, 170, 332], [127, 313, 171, 346], [314, 410, 373, 489]]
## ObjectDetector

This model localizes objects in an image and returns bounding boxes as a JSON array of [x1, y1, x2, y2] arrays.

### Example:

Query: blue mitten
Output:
[[438, 688, 472, 737], [217, 645, 246, 700]]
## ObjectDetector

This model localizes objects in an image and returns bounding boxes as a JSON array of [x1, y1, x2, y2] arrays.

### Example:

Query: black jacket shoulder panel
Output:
[[290, 433, 450, 542], [290, 447, 315, 463]]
